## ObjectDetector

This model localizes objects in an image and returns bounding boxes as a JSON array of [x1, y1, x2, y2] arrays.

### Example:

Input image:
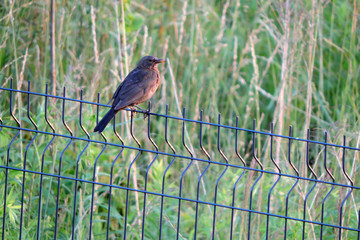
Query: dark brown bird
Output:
[[94, 56, 165, 133]]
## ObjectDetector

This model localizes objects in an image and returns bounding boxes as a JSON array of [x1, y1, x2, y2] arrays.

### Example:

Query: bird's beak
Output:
[[156, 58, 166, 63]]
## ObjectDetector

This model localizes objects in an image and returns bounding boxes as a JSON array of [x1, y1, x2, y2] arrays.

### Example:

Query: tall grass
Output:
[[0, 0, 359, 239]]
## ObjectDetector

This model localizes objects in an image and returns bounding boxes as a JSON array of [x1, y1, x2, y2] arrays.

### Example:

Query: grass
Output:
[[0, 0, 359, 239]]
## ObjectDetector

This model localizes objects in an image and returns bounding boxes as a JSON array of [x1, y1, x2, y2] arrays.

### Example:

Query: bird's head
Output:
[[136, 56, 165, 69]]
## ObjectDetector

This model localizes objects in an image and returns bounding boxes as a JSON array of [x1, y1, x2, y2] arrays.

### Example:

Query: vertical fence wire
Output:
[[36, 83, 55, 240], [54, 88, 74, 239], [212, 114, 229, 240], [302, 129, 318, 240], [123, 109, 141, 239], [141, 102, 159, 240], [176, 108, 194, 240], [105, 113, 124, 239], [247, 119, 264, 239], [19, 81, 38, 239], [284, 126, 299, 240], [320, 131, 334, 239], [2, 80, 20, 240], [339, 136, 354, 240], [230, 116, 246, 239], [265, 123, 281, 239], [72, 90, 90, 239], [159, 104, 176, 239], [194, 110, 211, 240], [89, 94, 107, 239]]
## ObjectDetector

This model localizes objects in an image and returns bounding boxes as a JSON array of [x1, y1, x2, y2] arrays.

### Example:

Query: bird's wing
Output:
[[107, 80, 124, 105], [112, 68, 156, 110]]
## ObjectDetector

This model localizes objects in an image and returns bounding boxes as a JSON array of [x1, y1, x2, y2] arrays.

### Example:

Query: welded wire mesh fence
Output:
[[0, 80, 359, 239]]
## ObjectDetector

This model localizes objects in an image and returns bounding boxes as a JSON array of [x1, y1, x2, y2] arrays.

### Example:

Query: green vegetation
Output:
[[0, 0, 359, 239]]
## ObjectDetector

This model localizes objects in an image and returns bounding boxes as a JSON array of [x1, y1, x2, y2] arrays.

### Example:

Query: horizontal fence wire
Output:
[[0, 79, 359, 239]]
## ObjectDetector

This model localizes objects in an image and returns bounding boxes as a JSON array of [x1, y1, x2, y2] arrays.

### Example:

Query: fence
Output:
[[0, 79, 359, 239]]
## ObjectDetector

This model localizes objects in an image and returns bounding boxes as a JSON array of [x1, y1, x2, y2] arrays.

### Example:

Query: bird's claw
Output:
[[143, 110, 150, 119], [130, 107, 149, 119]]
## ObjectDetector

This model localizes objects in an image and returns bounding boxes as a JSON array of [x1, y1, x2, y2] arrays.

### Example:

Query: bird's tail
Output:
[[94, 108, 117, 133]]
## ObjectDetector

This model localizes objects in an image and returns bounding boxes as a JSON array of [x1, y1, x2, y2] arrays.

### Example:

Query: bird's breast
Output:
[[143, 72, 160, 100]]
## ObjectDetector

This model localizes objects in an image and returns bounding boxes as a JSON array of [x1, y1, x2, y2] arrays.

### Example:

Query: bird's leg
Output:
[[134, 105, 146, 112], [129, 106, 136, 114], [135, 105, 150, 119]]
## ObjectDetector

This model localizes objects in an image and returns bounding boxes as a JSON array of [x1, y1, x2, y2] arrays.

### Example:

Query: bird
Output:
[[94, 56, 165, 133]]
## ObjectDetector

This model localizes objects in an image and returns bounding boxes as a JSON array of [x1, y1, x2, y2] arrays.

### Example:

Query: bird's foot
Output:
[[134, 105, 150, 119], [142, 110, 150, 119]]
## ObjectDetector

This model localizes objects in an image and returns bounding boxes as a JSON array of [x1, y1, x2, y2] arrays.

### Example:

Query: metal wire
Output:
[[266, 123, 281, 239], [0, 79, 359, 239], [72, 90, 90, 240]]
